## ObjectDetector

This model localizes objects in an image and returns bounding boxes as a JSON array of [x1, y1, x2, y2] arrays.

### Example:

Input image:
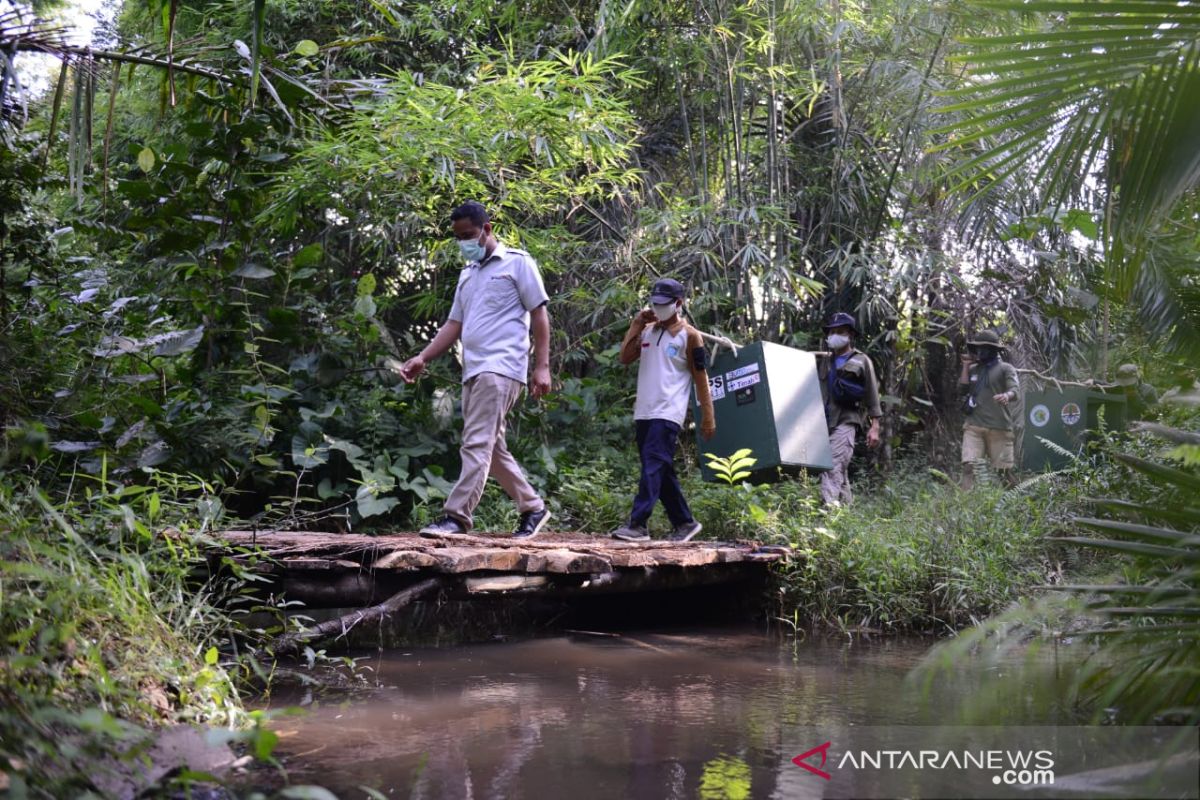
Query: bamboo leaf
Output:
[[1050, 537, 1200, 563], [249, 0, 266, 109]]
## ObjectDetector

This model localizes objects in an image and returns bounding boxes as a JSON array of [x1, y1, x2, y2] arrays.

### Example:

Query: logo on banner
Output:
[[1029, 404, 1050, 427]]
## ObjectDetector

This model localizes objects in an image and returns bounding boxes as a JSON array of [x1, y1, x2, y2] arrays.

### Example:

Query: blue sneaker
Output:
[[513, 508, 551, 539]]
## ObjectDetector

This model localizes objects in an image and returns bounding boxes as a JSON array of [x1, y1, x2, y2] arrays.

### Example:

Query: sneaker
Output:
[[419, 516, 470, 538], [611, 524, 650, 542], [669, 521, 702, 542], [513, 507, 551, 539]]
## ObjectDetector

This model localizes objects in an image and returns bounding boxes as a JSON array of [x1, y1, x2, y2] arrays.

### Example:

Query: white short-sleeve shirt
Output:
[[448, 243, 549, 384]]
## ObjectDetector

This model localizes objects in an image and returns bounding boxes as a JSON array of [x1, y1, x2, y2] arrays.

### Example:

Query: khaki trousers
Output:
[[443, 372, 542, 529], [961, 424, 1015, 469], [820, 423, 858, 506]]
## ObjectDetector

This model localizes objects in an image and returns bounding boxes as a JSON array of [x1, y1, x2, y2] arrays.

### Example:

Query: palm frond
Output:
[[937, 0, 1200, 357]]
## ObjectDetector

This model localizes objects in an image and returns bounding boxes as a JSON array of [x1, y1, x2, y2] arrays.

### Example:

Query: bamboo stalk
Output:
[[867, 22, 949, 247], [100, 62, 121, 207], [40, 61, 69, 171], [166, 0, 178, 107], [674, 61, 700, 199], [12, 42, 236, 84]]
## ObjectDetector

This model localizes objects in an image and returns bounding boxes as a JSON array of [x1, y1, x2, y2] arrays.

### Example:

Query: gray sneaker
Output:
[[669, 521, 702, 542], [419, 516, 470, 538], [611, 524, 650, 542]]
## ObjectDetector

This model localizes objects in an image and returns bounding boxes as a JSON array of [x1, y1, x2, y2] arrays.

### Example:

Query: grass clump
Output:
[[0, 476, 246, 797]]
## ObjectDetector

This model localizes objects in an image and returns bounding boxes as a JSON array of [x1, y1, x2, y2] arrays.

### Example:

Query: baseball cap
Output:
[[822, 311, 858, 333], [649, 278, 685, 305]]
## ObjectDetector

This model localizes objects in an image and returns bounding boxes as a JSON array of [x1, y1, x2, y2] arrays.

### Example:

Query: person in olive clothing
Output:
[[958, 329, 1020, 490], [1112, 363, 1159, 420]]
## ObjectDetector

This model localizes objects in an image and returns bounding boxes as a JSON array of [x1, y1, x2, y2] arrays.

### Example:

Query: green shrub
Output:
[[0, 475, 246, 795]]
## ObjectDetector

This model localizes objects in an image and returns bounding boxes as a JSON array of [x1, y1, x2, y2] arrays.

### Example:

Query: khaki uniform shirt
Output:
[[818, 349, 883, 432], [962, 360, 1020, 431]]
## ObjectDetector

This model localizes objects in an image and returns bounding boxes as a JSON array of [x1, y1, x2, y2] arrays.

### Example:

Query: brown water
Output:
[[261, 627, 1071, 799]]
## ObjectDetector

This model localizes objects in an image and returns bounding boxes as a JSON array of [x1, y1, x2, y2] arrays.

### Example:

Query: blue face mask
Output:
[[458, 234, 486, 263]]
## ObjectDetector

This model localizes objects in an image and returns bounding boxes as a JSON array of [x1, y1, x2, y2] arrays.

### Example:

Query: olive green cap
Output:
[[1115, 363, 1140, 386], [966, 330, 1002, 347]]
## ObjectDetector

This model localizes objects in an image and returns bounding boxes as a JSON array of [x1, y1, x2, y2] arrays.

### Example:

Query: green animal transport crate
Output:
[[692, 341, 833, 482], [1021, 387, 1127, 471]]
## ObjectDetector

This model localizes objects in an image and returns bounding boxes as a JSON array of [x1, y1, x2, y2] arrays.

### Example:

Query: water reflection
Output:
[[262, 628, 1068, 799]]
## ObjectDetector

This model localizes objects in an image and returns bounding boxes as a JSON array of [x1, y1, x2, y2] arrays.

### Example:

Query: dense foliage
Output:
[[2, 0, 1199, 794]]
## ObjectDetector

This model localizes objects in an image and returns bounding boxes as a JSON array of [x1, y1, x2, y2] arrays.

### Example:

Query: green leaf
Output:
[[1050, 537, 1200, 563], [294, 39, 320, 57], [290, 421, 328, 469], [137, 147, 155, 173], [355, 485, 399, 518], [253, 727, 279, 761], [353, 294, 377, 317], [328, 437, 365, 463], [356, 273, 377, 297], [1060, 208, 1098, 238], [1115, 453, 1200, 493], [146, 327, 205, 357], [233, 263, 275, 279], [204, 646, 218, 665], [293, 243, 323, 268]]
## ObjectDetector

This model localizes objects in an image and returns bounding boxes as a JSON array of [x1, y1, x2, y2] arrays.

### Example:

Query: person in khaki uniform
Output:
[[398, 201, 552, 539], [610, 279, 716, 542], [958, 329, 1020, 490], [816, 312, 882, 506], [1112, 363, 1159, 420]]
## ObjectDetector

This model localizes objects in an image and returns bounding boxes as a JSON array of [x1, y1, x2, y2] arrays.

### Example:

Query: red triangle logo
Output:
[[792, 741, 832, 780]]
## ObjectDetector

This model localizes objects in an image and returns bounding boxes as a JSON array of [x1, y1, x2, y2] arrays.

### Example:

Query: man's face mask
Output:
[[827, 333, 850, 351], [653, 302, 679, 322], [458, 232, 486, 263]]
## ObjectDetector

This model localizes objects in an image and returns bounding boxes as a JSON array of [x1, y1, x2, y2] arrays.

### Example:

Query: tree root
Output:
[[271, 577, 444, 656]]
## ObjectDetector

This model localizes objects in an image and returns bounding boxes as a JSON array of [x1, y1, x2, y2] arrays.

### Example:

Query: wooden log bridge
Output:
[[214, 530, 790, 610]]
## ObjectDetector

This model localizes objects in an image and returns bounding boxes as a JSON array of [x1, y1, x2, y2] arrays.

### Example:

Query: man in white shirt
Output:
[[398, 201, 552, 539], [611, 279, 716, 542]]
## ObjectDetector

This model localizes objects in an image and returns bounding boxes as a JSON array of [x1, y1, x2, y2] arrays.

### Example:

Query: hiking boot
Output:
[[611, 524, 650, 542], [419, 516, 470, 539], [513, 507, 551, 539], [669, 521, 702, 542]]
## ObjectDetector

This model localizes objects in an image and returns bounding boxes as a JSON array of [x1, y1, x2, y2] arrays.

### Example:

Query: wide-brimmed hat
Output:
[[649, 278, 685, 305], [822, 312, 858, 333], [1115, 363, 1141, 386], [967, 330, 1002, 347]]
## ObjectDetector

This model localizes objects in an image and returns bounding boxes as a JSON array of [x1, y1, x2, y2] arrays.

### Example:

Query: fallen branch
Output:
[[1016, 368, 1102, 390], [271, 576, 443, 656], [1129, 421, 1200, 445]]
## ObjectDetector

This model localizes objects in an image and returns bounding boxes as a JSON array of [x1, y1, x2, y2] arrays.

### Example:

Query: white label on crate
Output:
[[728, 372, 762, 392], [709, 374, 726, 401], [725, 363, 760, 381]]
